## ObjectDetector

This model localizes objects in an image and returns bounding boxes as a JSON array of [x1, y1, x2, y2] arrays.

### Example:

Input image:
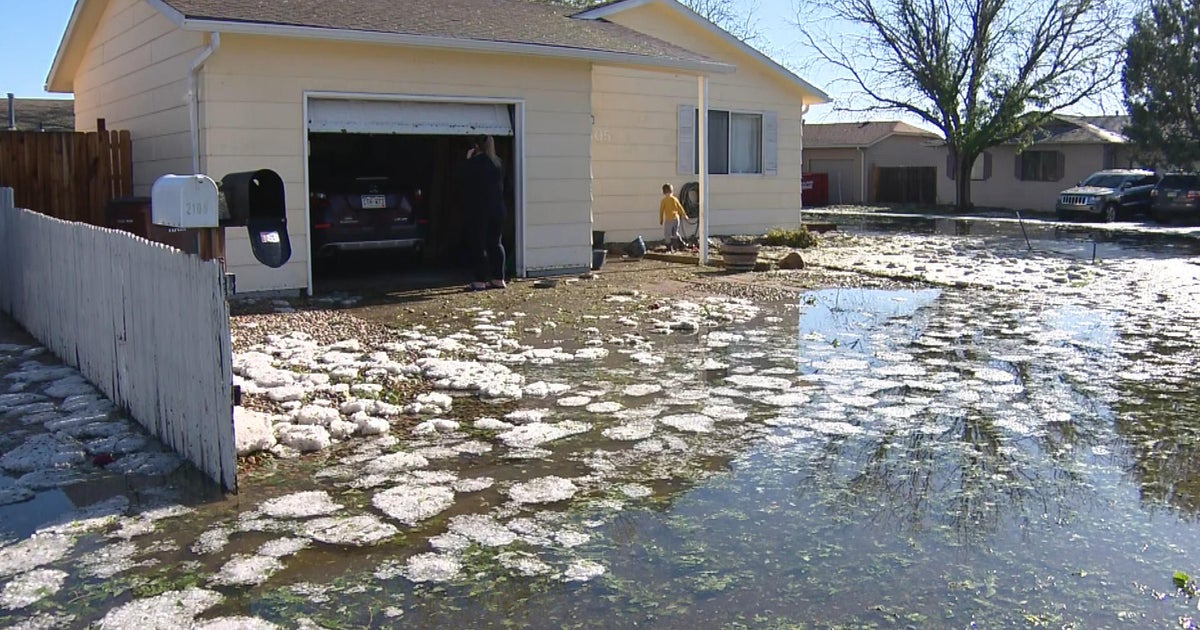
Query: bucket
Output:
[[591, 248, 607, 270], [592, 230, 606, 250]]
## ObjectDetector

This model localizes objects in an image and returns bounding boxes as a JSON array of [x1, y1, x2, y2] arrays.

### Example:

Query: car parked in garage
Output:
[[309, 176, 427, 259], [1055, 169, 1158, 222], [1150, 173, 1200, 225]]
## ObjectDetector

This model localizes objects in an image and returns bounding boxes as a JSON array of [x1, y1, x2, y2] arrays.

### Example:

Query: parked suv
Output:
[[1055, 169, 1158, 222], [309, 176, 427, 259], [1150, 173, 1200, 225]]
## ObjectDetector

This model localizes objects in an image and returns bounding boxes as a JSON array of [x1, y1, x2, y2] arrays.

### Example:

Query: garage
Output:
[[807, 158, 859, 204], [305, 96, 521, 289]]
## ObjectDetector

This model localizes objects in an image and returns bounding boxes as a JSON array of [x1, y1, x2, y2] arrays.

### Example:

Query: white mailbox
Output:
[[151, 174, 219, 228]]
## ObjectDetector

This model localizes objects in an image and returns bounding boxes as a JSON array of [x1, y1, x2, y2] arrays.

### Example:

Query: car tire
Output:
[[1103, 203, 1119, 223]]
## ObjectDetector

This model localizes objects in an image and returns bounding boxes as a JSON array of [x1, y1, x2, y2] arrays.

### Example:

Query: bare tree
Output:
[[798, 0, 1126, 210]]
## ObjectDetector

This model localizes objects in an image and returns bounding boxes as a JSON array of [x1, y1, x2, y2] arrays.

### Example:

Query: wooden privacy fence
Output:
[[0, 119, 132, 225], [0, 188, 237, 492]]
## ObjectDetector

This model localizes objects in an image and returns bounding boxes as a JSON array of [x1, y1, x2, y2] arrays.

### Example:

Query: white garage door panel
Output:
[[308, 100, 514, 135]]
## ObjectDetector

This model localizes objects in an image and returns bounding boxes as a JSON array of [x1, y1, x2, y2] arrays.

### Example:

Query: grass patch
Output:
[[762, 227, 819, 249]]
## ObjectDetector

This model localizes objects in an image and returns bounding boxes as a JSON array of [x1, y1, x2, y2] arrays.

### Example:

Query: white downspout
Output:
[[800, 104, 809, 225], [189, 32, 220, 175], [698, 75, 709, 265]]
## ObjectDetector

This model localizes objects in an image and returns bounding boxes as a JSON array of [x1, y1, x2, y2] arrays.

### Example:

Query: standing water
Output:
[[2, 236, 1200, 628]]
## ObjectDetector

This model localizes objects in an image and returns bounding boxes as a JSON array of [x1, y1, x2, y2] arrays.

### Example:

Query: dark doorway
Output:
[[873, 166, 936, 204], [306, 132, 516, 291]]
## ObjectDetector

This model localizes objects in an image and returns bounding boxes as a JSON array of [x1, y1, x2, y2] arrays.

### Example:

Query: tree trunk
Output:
[[953, 152, 974, 211]]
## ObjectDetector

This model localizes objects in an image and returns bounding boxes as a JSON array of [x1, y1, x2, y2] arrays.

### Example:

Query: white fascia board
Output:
[[144, 0, 187, 27], [177, 18, 735, 75], [45, 0, 90, 93], [576, 0, 830, 104]]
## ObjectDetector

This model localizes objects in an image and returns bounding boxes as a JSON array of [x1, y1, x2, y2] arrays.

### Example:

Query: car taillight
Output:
[[417, 219, 429, 225], [1188, 190, 1200, 200], [314, 223, 331, 230]]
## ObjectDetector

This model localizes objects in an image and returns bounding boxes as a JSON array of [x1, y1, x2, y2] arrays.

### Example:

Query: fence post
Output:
[[0, 187, 13, 313]]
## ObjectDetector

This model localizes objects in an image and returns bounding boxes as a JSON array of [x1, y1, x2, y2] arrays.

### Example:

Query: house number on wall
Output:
[[592, 128, 612, 143]]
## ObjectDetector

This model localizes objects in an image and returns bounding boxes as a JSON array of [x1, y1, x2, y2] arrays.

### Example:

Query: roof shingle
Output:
[[803, 121, 940, 149], [160, 0, 720, 67], [4, 98, 74, 132]]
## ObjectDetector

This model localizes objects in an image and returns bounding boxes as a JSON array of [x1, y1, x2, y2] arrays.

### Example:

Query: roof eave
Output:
[[45, 0, 93, 93], [178, 18, 736, 75], [574, 0, 830, 104]]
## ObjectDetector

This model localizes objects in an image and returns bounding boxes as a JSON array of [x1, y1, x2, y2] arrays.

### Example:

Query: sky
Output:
[[2, 0, 1126, 129]]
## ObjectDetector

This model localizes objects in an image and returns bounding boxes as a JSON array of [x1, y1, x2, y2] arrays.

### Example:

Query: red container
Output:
[[802, 172, 829, 207]]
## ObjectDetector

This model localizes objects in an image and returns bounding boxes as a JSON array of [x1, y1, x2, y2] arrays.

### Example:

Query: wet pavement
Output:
[[2, 217, 1200, 628]]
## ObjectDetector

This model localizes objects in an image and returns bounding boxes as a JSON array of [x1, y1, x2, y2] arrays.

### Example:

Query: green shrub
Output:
[[725, 233, 759, 245], [762, 227, 819, 249]]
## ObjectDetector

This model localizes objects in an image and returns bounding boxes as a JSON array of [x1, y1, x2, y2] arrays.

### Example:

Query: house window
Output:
[[695, 110, 763, 175], [970, 155, 985, 180], [1019, 150, 1063, 181]]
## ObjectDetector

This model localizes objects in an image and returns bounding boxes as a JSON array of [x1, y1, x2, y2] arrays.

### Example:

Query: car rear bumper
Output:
[[316, 238, 425, 255], [1151, 201, 1200, 221]]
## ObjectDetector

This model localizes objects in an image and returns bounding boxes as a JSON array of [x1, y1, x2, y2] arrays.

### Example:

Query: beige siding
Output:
[[201, 35, 594, 292], [592, 3, 809, 242], [804, 148, 862, 204], [72, 0, 203, 194], [936, 144, 1110, 212]]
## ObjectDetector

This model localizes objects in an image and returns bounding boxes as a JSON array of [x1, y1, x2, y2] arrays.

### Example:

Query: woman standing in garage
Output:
[[461, 134, 507, 291]]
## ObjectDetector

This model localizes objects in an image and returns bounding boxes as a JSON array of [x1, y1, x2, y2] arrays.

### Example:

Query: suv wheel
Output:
[[1103, 203, 1119, 223]]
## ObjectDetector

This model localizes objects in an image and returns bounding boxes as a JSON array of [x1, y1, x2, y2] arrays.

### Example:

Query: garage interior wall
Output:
[[200, 34, 594, 294]]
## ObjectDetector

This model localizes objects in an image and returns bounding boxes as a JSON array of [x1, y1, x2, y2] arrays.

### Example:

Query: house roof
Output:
[[47, 0, 736, 91], [803, 121, 940, 149], [572, 0, 829, 103], [1045, 115, 1130, 144], [4, 98, 74, 131], [1003, 115, 1130, 146]]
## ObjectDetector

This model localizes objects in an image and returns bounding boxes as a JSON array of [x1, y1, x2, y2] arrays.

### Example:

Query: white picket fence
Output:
[[0, 188, 236, 492]]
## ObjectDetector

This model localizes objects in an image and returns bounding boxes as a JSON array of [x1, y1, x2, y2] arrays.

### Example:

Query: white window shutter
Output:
[[678, 104, 695, 175], [763, 111, 778, 175]]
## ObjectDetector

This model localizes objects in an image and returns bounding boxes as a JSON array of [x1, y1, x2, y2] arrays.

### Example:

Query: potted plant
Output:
[[720, 234, 760, 272]]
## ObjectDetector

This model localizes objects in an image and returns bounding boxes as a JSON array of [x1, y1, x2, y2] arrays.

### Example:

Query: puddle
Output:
[[804, 209, 1200, 259], [3, 278, 1200, 628]]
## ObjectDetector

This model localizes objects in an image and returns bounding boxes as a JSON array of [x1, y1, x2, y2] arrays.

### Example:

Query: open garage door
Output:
[[305, 97, 520, 294], [308, 100, 514, 136], [808, 158, 858, 204]]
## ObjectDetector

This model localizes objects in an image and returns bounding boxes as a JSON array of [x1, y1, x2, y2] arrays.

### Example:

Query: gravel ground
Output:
[[230, 254, 914, 355]]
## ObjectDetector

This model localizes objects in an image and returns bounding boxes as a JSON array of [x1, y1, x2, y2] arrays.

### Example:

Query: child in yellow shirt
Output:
[[659, 183, 693, 252]]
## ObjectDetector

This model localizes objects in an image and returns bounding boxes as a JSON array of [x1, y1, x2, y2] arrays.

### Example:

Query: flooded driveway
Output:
[[2, 226, 1199, 628]]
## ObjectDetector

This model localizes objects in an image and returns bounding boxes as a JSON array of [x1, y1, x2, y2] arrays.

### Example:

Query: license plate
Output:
[[1167, 191, 1178, 198], [361, 194, 386, 209]]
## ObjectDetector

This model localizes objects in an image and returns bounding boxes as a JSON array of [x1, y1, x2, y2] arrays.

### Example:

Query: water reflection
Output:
[[8, 282, 1200, 628]]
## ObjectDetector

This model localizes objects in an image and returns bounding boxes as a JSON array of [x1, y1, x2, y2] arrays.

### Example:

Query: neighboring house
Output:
[[936, 115, 1143, 213], [4, 97, 75, 131], [803, 121, 943, 205], [45, 0, 828, 294]]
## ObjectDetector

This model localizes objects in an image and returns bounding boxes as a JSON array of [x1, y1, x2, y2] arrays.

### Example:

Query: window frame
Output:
[[1018, 150, 1061, 182], [694, 108, 766, 176]]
